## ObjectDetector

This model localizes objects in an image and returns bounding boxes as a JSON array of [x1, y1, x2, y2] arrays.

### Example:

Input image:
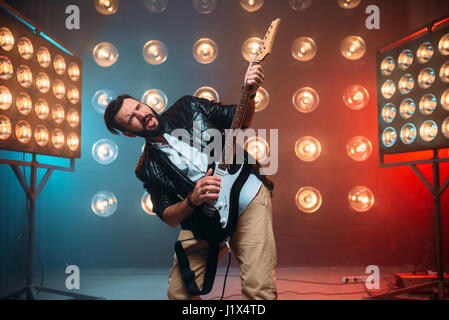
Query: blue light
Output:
[[39, 32, 74, 56], [1, 5, 36, 32]]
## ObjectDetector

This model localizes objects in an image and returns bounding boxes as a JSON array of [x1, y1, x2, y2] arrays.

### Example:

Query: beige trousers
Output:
[[167, 185, 278, 300]]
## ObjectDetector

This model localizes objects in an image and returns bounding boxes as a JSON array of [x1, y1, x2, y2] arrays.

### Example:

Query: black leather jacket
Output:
[[135, 95, 274, 230]]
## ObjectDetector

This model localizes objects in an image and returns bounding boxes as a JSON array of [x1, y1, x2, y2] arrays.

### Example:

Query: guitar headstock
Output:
[[255, 18, 281, 62]]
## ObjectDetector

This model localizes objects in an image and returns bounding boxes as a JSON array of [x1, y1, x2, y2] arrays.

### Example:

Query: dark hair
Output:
[[104, 94, 136, 135]]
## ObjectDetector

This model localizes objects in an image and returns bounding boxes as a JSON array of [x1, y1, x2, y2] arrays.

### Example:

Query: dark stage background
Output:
[[1, 0, 449, 287]]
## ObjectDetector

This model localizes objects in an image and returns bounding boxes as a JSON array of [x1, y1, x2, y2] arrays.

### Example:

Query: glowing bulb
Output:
[[244, 137, 270, 163], [439, 33, 449, 55], [398, 49, 413, 70], [34, 125, 49, 147], [143, 40, 167, 65], [37, 47, 51, 68], [0, 86, 12, 110], [418, 67, 435, 89], [348, 186, 374, 213], [419, 120, 438, 142], [439, 61, 449, 83], [0, 27, 14, 51], [382, 127, 397, 148], [380, 56, 395, 76], [193, 0, 218, 14], [141, 192, 155, 215], [289, 0, 313, 11], [346, 136, 372, 161], [15, 120, 32, 144], [253, 87, 269, 112], [338, 0, 361, 9], [291, 37, 317, 62], [92, 138, 118, 164], [416, 42, 434, 64], [67, 109, 80, 128], [93, 89, 116, 114], [441, 88, 449, 111], [52, 79, 65, 100], [399, 98, 416, 119], [194, 86, 219, 102], [381, 103, 396, 123], [67, 133, 80, 151], [35, 99, 49, 120], [141, 89, 167, 113], [295, 187, 322, 214], [240, 0, 264, 12], [295, 136, 321, 162], [16, 92, 32, 115], [0, 115, 11, 140], [52, 104, 65, 124], [93, 42, 118, 67], [51, 129, 65, 149], [53, 55, 66, 75], [341, 36, 365, 60], [17, 37, 33, 60], [17, 65, 33, 88], [193, 38, 218, 64], [398, 73, 414, 95], [91, 191, 117, 217], [95, 0, 119, 15], [442, 117, 449, 138], [343, 85, 369, 110], [0, 56, 13, 80], [293, 87, 319, 113], [144, 0, 168, 13], [400, 123, 417, 145], [68, 86, 80, 104], [242, 37, 262, 62], [381, 79, 396, 99], [419, 94, 437, 115], [36, 72, 50, 93], [68, 63, 80, 81]]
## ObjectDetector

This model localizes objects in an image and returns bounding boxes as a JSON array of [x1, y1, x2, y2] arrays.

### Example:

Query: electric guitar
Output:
[[201, 18, 281, 230]]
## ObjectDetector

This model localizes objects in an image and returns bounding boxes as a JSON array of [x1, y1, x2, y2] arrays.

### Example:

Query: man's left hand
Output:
[[244, 59, 265, 92]]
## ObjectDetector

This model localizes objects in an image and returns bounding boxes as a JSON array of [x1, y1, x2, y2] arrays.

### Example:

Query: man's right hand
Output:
[[190, 168, 221, 206]]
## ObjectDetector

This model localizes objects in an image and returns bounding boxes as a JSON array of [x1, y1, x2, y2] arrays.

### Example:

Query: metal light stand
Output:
[[368, 149, 449, 300], [0, 154, 102, 300]]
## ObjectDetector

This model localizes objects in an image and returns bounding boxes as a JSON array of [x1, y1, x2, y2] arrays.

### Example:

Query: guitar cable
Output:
[[220, 240, 232, 301]]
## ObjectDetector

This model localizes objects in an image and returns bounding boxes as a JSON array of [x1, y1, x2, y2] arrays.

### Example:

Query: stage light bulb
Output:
[[338, 0, 361, 9], [291, 37, 317, 62], [399, 98, 416, 119], [67, 109, 80, 128], [382, 127, 397, 148], [93, 89, 116, 114], [254, 87, 269, 112], [194, 86, 219, 102], [416, 42, 434, 64], [341, 36, 365, 60], [295, 187, 322, 214], [439, 61, 449, 83], [52, 79, 66, 99], [91, 191, 117, 217], [0, 86, 12, 110], [293, 87, 319, 113], [141, 89, 167, 113], [348, 186, 374, 213], [381, 103, 396, 123], [68, 63, 80, 81], [381, 80, 396, 99], [93, 42, 119, 67], [36, 72, 50, 93], [0, 56, 13, 80], [67, 133, 80, 151], [52, 104, 65, 124], [141, 192, 155, 215], [240, 0, 264, 12], [34, 125, 49, 147], [17, 37, 33, 60], [92, 138, 118, 165], [442, 117, 449, 138], [442, 88, 449, 111], [418, 67, 435, 89], [343, 85, 369, 110], [16, 92, 32, 115], [68, 86, 80, 104], [289, 0, 313, 11], [380, 56, 395, 76], [95, 0, 119, 15], [15, 120, 32, 144], [295, 136, 321, 162], [37, 47, 51, 68], [193, 38, 218, 64], [51, 128, 65, 149], [53, 55, 66, 75], [419, 94, 437, 115], [346, 136, 372, 161], [439, 33, 449, 55], [244, 137, 270, 163], [0, 27, 14, 51], [242, 37, 262, 62], [35, 99, 49, 120], [17, 65, 33, 88], [420, 120, 438, 142], [193, 0, 218, 14], [144, 0, 168, 13], [400, 123, 417, 145], [0, 115, 11, 140], [398, 49, 413, 70], [398, 74, 414, 95], [143, 40, 167, 65]]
